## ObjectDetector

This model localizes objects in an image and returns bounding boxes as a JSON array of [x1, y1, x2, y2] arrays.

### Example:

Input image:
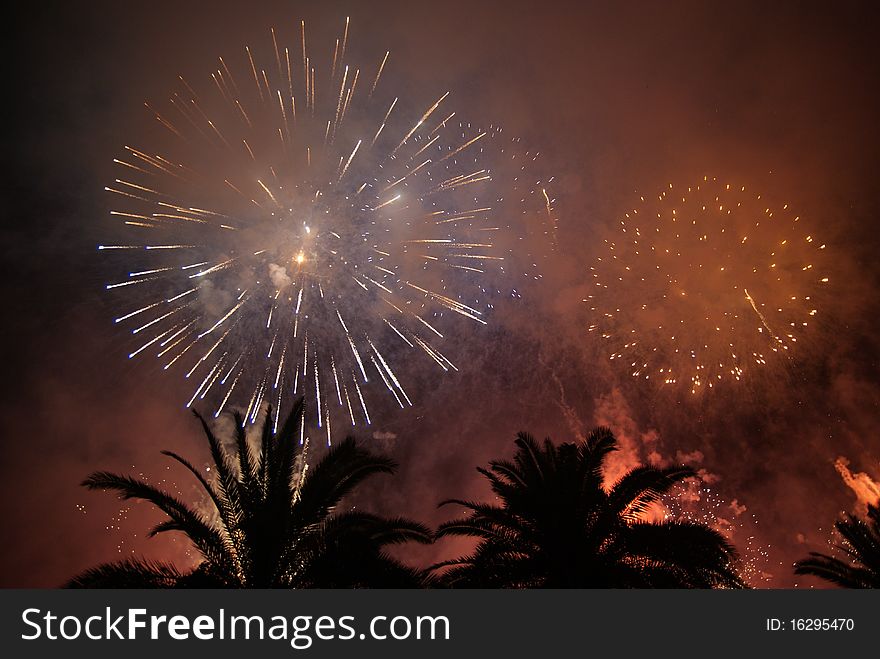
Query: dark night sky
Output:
[[3, 0, 880, 587]]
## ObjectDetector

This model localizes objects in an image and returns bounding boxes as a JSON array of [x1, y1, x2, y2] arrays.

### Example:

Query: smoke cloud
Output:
[[834, 456, 880, 512]]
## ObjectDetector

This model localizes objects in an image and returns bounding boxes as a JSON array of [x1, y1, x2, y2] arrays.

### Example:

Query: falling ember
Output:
[[586, 177, 828, 394], [99, 17, 553, 438]]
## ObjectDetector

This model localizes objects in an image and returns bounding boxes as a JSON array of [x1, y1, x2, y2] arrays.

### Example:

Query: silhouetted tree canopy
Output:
[[433, 428, 746, 588], [795, 503, 880, 588], [67, 399, 431, 588]]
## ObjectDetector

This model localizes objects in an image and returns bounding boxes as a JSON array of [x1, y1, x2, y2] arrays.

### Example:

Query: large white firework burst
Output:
[[99, 19, 556, 443]]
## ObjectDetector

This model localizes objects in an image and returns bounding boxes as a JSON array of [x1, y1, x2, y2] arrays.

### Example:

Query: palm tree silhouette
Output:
[[433, 428, 745, 588], [795, 503, 880, 588], [67, 398, 431, 588]]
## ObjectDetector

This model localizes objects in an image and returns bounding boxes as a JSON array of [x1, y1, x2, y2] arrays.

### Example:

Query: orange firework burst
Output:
[[586, 176, 829, 394]]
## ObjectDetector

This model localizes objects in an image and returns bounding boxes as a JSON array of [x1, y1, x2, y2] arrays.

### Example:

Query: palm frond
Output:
[[265, 397, 306, 506], [608, 465, 696, 520], [581, 426, 618, 484], [292, 437, 396, 528], [795, 553, 880, 588], [160, 450, 227, 530], [192, 410, 246, 534], [794, 503, 880, 588], [65, 558, 181, 588], [622, 520, 745, 588], [82, 471, 237, 573]]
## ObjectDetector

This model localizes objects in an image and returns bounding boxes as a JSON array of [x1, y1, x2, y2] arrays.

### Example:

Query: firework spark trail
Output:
[[743, 288, 780, 342], [586, 176, 828, 394], [100, 17, 555, 441]]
